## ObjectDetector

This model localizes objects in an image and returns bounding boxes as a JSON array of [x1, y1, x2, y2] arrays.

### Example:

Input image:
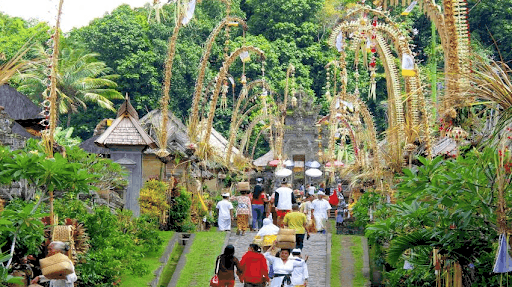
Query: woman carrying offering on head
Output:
[[30, 241, 77, 287], [263, 241, 307, 287]]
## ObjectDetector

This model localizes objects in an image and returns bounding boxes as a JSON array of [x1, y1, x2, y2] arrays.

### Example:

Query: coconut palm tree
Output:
[[0, 45, 30, 86], [16, 46, 123, 126]]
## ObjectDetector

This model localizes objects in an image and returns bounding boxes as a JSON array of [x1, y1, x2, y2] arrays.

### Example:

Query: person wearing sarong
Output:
[[264, 243, 306, 287], [300, 194, 315, 233], [232, 190, 252, 235], [311, 191, 331, 233], [217, 192, 234, 231]]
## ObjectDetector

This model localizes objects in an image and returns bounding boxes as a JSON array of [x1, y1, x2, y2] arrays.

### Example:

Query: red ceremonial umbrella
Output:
[[268, 159, 280, 167]]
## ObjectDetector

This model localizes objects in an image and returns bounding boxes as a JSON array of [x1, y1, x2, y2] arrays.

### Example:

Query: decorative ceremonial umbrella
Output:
[[305, 168, 322, 178], [268, 159, 280, 167], [325, 161, 344, 167], [275, 168, 293, 177], [284, 159, 295, 167], [305, 161, 321, 168]]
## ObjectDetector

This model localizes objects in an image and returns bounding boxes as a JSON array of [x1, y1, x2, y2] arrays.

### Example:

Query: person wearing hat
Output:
[[290, 249, 308, 287], [251, 178, 267, 231], [232, 188, 252, 235], [274, 178, 296, 227], [310, 191, 331, 233], [217, 192, 234, 231]]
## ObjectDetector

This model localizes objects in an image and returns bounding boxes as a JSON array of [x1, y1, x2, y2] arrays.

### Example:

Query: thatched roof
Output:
[[80, 135, 110, 155], [95, 97, 157, 148], [197, 121, 240, 157], [253, 149, 274, 167], [139, 109, 190, 156], [0, 85, 42, 120]]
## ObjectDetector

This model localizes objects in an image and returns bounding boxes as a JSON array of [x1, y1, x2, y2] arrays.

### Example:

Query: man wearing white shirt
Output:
[[310, 191, 331, 233], [274, 178, 296, 227], [216, 192, 234, 231], [306, 184, 316, 196], [290, 248, 308, 287]]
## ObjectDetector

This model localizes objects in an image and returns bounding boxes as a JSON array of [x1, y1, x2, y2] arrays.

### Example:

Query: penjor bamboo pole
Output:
[[47, 0, 64, 225]]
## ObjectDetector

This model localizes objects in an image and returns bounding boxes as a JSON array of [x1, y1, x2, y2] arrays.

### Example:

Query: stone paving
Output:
[[226, 230, 329, 287]]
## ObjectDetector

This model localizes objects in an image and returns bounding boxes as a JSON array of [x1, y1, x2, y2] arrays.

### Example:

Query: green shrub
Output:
[[54, 198, 163, 286], [168, 186, 194, 232], [139, 180, 170, 220]]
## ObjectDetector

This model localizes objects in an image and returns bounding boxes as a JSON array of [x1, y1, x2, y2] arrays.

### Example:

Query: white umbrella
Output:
[[275, 168, 292, 177], [305, 168, 322, 178], [305, 161, 321, 168], [284, 159, 295, 167]]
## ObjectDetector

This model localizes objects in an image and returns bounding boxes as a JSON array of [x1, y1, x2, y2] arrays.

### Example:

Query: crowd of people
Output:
[[213, 177, 353, 287], [217, 178, 352, 236], [214, 243, 308, 287]]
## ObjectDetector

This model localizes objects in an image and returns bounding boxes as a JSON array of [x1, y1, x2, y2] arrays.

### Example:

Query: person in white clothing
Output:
[[274, 178, 296, 227], [306, 184, 316, 196], [311, 191, 331, 233], [264, 242, 306, 287], [217, 192, 234, 231], [289, 249, 308, 287]]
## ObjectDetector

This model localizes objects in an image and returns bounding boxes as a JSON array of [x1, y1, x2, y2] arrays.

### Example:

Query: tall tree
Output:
[[16, 46, 122, 126]]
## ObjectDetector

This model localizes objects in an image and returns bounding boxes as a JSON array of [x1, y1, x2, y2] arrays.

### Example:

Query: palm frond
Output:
[[387, 228, 434, 266]]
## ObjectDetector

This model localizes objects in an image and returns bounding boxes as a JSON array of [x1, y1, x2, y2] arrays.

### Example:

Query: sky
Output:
[[0, 0, 152, 32]]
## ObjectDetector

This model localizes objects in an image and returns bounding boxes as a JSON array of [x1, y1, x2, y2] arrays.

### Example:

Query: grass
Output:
[[350, 236, 367, 287], [175, 230, 227, 287], [157, 242, 184, 287], [120, 231, 175, 287], [331, 220, 343, 287], [330, 221, 369, 287]]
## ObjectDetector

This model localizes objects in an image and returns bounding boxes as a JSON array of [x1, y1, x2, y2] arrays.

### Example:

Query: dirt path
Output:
[[340, 236, 355, 287]]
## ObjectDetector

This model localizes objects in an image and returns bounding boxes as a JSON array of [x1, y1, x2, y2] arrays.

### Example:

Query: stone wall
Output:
[[0, 107, 27, 150], [0, 107, 34, 200]]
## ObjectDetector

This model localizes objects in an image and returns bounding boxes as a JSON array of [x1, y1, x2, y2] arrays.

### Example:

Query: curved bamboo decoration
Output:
[[203, 46, 265, 145], [274, 65, 296, 161], [329, 15, 435, 166], [380, 0, 470, 114], [240, 114, 279, 155], [158, 9, 185, 158], [189, 16, 248, 140], [225, 79, 276, 165]]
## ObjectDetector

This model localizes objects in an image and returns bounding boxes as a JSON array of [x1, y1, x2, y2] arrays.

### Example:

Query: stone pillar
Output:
[[110, 145, 145, 217]]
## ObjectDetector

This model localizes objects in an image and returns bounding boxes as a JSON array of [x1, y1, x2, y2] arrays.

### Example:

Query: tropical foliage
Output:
[[15, 47, 123, 126], [361, 148, 509, 286]]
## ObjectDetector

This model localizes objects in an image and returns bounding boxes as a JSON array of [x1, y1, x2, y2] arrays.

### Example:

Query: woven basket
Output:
[[237, 182, 250, 191], [276, 241, 296, 249], [52, 226, 73, 242], [253, 236, 264, 246], [278, 228, 296, 236], [276, 234, 296, 242], [40, 253, 73, 280]]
